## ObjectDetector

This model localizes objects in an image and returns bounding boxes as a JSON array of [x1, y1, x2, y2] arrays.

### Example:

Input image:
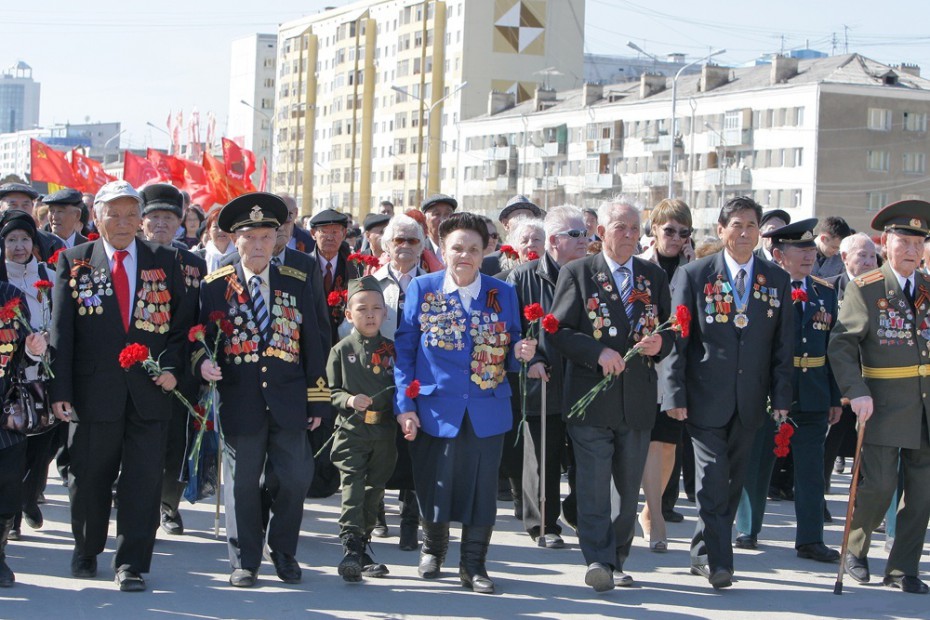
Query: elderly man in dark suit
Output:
[[661, 196, 793, 590], [549, 200, 673, 592], [49, 180, 194, 592]]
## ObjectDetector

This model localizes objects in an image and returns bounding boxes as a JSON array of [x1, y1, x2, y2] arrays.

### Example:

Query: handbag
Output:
[[1, 367, 58, 436]]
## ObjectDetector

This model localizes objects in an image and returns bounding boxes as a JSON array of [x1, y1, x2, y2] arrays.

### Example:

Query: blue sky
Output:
[[3, 0, 928, 152]]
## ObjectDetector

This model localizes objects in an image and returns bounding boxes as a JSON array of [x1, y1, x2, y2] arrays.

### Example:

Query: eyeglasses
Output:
[[662, 227, 692, 239], [392, 236, 421, 246], [488, 232, 500, 239], [556, 229, 587, 239]]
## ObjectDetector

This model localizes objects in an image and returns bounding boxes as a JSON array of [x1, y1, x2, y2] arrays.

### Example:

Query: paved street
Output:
[[2, 469, 928, 620]]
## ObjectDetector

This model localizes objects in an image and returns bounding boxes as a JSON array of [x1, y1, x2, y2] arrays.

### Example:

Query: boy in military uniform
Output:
[[327, 276, 398, 582]]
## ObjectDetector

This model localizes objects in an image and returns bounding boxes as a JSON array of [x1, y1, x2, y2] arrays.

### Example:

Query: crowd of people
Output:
[[0, 178, 928, 599]]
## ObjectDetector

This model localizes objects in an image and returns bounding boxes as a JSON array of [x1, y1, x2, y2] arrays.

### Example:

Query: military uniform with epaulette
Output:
[[829, 200, 930, 594], [194, 193, 331, 587]]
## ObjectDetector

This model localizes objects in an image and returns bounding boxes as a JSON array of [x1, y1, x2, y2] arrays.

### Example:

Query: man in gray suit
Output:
[[661, 196, 794, 589], [550, 200, 673, 592]]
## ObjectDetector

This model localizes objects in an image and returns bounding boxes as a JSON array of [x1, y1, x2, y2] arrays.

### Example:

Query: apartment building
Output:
[[228, 34, 278, 187]]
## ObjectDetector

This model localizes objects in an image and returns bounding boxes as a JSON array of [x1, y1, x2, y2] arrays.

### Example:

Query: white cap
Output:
[[94, 180, 142, 206]]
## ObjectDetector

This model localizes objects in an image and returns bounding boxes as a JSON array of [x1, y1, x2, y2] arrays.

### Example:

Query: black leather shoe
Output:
[[662, 510, 684, 523], [584, 562, 614, 592], [690, 564, 710, 579], [229, 568, 256, 587], [797, 542, 840, 563], [360, 551, 389, 578], [160, 510, 184, 536], [71, 553, 97, 579], [23, 505, 43, 530], [735, 535, 757, 549], [115, 568, 146, 592], [269, 550, 301, 584], [710, 568, 733, 589], [883, 574, 929, 594], [845, 552, 870, 583]]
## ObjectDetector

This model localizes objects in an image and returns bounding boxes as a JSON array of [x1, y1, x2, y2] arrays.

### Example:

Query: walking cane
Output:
[[537, 376, 547, 547], [834, 420, 867, 595]]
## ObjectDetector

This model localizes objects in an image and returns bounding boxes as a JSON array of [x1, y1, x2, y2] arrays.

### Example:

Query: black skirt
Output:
[[651, 405, 684, 445], [409, 411, 504, 526]]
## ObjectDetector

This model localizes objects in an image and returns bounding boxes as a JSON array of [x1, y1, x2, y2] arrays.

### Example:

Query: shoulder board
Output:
[[278, 265, 307, 282], [810, 275, 834, 289], [204, 265, 235, 283], [853, 269, 884, 288]]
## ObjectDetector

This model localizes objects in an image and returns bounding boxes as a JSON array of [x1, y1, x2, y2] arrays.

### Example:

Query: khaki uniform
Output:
[[327, 330, 398, 539], [828, 261, 930, 576]]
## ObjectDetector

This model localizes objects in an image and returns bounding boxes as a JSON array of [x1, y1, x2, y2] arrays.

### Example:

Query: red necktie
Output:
[[324, 262, 334, 295], [113, 249, 130, 332]]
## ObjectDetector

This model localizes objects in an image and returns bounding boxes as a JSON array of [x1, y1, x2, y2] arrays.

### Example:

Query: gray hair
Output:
[[597, 195, 641, 227], [382, 213, 425, 254], [544, 205, 585, 250], [839, 232, 875, 256], [506, 216, 546, 247]]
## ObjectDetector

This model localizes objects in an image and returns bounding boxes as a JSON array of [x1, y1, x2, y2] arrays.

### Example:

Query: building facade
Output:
[[0, 121, 121, 182], [0, 62, 40, 135], [455, 54, 930, 237], [274, 0, 585, 216], [228, 33, 278, 188]]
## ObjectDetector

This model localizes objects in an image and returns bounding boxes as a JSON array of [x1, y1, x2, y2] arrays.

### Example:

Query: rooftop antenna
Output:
[[843, 25, 850, 54], [534, 67, 563, 91]]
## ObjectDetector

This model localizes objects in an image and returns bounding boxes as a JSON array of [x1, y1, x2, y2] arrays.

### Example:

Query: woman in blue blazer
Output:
[[394, 212, 536, 594]]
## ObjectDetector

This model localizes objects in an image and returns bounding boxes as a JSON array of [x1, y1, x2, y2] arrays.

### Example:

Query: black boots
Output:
[[418, 521, 449, 579], [0, 515, 15, 587], [459, 525, 494, 594], [399, 490, 420, 551], [338, 535, 365, 582]]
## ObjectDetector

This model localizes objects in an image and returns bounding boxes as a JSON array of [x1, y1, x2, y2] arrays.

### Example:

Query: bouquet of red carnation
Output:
[[118, 342, 198, 414], [500, 245, 518, 259], [791, 288, 808, 304], [515, 304, 551, 443], [526, 250, 540, 261], [348, 252, 380, 270], [33, 279, 54, 331], [327, 289, 348, 307], [47, 248, 63, 266], [774, 419, 795, 457], [1, 297, 54, 377]]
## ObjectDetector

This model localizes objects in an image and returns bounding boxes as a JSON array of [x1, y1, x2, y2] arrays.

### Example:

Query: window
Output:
[[868, 192, 889, 211], [868, 108, 892, 131], [904, 112, 928, 132], [867, 150, 890, 171], [904, 152, 926, 174]]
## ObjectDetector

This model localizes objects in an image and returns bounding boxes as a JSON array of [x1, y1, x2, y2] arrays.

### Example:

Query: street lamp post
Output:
[[103, 129, 126, 165], [240, 99, 274, 186], [668, 48, 726, 199], [704, 122, 728, 209], [391, 81, 467, 200]]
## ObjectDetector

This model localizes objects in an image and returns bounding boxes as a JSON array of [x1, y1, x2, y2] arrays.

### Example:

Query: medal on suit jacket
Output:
[[724, 265, 752, 329]]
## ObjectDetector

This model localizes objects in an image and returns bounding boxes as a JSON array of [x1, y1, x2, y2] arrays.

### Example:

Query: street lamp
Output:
[[103, 129, 126, 165], [626, 41, 661, 73], [668, 48, 726, 199], [240, 99, 274, 182], [146, 121, 169, 136], [391, 81, 467, 199]]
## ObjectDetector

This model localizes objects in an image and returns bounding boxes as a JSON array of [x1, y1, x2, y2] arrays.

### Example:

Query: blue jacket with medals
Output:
[[394, 271, 522, 439]]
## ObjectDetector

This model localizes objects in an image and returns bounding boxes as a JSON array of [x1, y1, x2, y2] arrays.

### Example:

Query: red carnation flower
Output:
[[327, 290, 344, 307], [193, 404, 206, 416], [33, 280, 54, 291], [791, 288, 808, 304], [526, 251, 540, 261], [541, 313, 560, 334], [47, 248, 63, 266], [0, 298, 20, 322], [208, 311, 226, 323], [220, 319, 235, 336], [773, 422, 795, 456], [523, 302, 545, 322], [193, 419, 202, 431], [188, 324, 206, 343], [674, 305, 692, 338], [206, 420, 215, 431], [87, 232, 100, 241], [500, 245, 518, 259], [118, 343, 150, 369], [405, 379, 421, 399], [348, 252, 363, 263]]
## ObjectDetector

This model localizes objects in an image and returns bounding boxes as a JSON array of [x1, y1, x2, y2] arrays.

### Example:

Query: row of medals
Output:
[[228, 302, 262, 364], [72, 272, 110, 315], [589, 302, 619, 340], [135, 279, 171, 334], [0, 327, 18, 355], [268, 294, 301, 363], [471, 316, 510, 389], [419, 294, 467, 351]]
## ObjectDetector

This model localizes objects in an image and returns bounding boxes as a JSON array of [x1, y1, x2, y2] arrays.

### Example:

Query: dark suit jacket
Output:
[[174, 247, 207, 401], [36, 230, 64, 264], [659, 251, 794, 428], [549, 253, 673, 429], [481, 252, 503, 276], [49, 239, 193, 422], [793, 276, 842, 412], [315, 246, 363, 344], [827, 272, 851, 302], [196, 262, 331, 436]]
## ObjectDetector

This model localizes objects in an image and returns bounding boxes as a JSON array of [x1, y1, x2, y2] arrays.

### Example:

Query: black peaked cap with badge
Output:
[[762, 218, 818, 248], [309, 208, 349, 228], [760, 209, 791, 228], [219, 192, 288, 233], [420, 193, 457, 214], [347, 275, 384, 302], [140, 183, 184, 218], [43, 187, 84, 206], [0, 182, 39, 201], [870, 199, 930, 237]]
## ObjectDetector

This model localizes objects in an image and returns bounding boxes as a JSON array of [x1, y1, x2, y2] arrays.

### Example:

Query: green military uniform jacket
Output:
[[327, 329, 396, 422], [828, 262, 930, 449]]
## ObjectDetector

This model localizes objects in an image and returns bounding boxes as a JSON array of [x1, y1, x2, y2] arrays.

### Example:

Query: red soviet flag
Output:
[[179, 159, 214, 208], [146, 149, 185, 186], [30, 139, 78, 187], [71, 150, 116, 193], [203, 152, 232, 205], [123, 151, 166, 188], [221, 138, 256, 190]]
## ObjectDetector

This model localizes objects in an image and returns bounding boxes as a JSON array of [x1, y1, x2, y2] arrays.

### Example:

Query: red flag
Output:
[[203, 152, 232, 205], [146, 149, 185, 186], [242, 147, 257, 178], [221, 138, 256, 190], [123, 151, 166, 188], [30, 139, 78, 187], [258, 158, 268, 192], [179, 159, 214, 208], [71, 150, 116, 193]]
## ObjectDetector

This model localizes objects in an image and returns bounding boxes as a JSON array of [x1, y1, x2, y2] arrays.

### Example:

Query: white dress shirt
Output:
[[102, 237, 137, 304], [442, 271, 481, 314], [602, 252, 635, 291], [890, 267, 915, 297], [723, 250, 755, 294]]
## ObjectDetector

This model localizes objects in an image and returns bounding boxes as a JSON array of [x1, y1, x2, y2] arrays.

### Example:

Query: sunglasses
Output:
[[488, 232, 500, 239], [392, 236, 421, 246], [662, 227, 691, 239], [556, 229, 587, 239]]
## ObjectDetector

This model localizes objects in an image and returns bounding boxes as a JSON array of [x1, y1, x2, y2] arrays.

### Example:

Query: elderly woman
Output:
[[394, 212, 536, 594], [0, 271, 49, 587], [1, 210, 55, 540], [507, 206, 589, 548], [500, 216, 545, 272], [637, 198, 694, 552], [199, 208, 235, 272]]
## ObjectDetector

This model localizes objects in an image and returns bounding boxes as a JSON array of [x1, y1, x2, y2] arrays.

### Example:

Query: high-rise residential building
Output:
[[275, 0, 585, 216], [228, 34, 278, 188], [0, 61, 40, 135], [455, 53, 930, 236]]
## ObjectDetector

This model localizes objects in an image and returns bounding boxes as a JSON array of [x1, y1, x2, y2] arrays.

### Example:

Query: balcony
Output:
[[586, 138, 620, 154], [700, 168, 752, 186], [642, 171, 669, 187], [496, 175, 517, 192], [486, 146, 515, 160], [539, 141, 565, 157], [584, 173, 621, 190], [643, 135, 682, 152], [533, 176, 560, 190]]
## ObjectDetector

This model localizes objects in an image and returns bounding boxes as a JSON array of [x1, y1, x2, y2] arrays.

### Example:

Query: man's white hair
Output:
[[506, 216, 546, 247], [597, 194, 641, 227], [544, 205, 585, 250], [839, 232, 875, 256]]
